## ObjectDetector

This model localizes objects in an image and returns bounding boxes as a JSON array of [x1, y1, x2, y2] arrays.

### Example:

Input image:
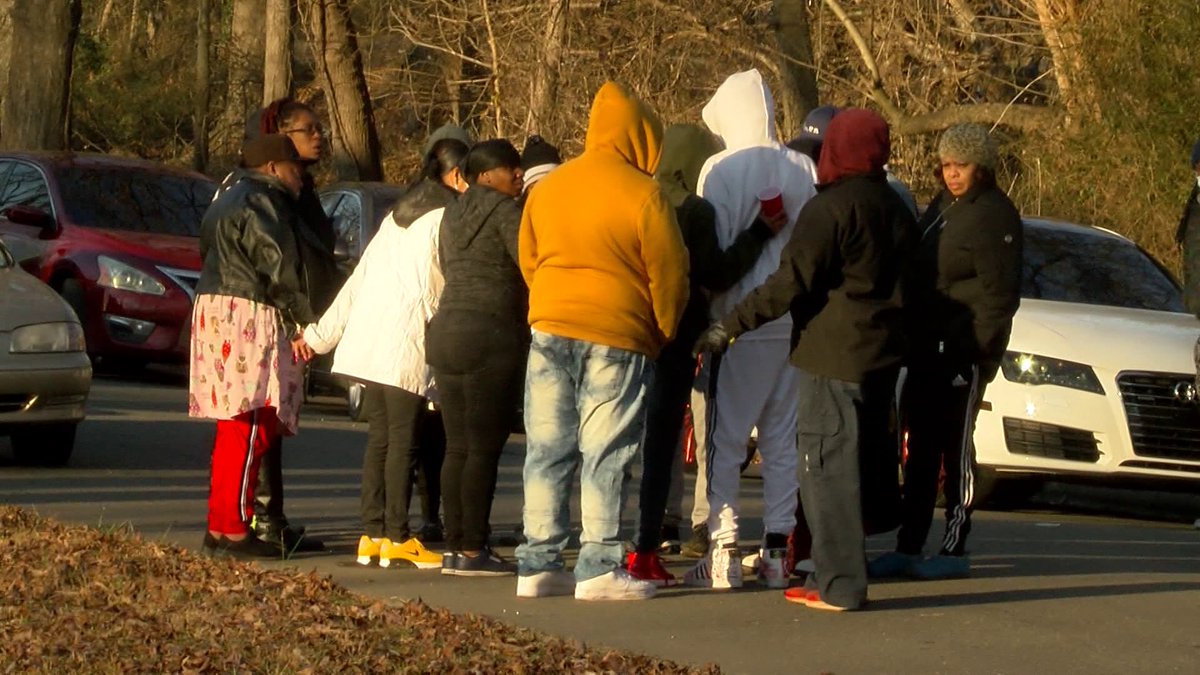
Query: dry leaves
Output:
[[0, 506, 718, 674]]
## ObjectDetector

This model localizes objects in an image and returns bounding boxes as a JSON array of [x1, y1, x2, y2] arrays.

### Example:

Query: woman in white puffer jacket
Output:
[[295, 142, 468, 570]]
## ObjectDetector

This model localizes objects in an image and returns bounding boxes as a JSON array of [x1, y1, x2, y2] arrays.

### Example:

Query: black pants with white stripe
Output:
[[896, 361, 983, 557]]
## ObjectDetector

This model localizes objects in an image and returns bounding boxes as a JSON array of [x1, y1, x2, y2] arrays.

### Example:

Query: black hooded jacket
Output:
[[906, 183, 1023, 381], [196, 170, 314, 330], [721, 174, 917, 383], [436, 185, 528, 331]]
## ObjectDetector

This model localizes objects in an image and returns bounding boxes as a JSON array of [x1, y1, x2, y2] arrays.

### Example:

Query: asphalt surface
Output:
[[3, 371, 1199, 674]]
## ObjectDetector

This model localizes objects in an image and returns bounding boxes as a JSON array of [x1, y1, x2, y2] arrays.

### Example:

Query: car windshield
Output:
[[54, 166, 216, 237], [1023, 226, 1184, 312]]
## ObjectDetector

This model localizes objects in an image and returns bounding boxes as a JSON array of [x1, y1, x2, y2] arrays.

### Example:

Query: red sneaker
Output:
[[626, 551, 678, 588], [782, 586, 856, 612]]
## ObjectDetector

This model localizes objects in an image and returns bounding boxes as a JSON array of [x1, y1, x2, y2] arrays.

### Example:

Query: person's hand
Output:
[[291, 335, 315, 363], [761, 209, 788, 235], [693, 322, 732, 357]]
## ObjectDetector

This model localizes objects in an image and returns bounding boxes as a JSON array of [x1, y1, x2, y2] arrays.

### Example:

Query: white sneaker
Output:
[[574, 569, 656, 601], [516, 570, 576, 598], [759, 546, 789, 589], [684, 544, 742, 589]]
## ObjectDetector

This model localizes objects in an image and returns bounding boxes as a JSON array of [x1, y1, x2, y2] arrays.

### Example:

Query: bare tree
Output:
[[193, 0, 211, 171], [524, 0, 569, 134], [215, 0, 266, 158], [263, 0, 293, 105], [0, 0, 82, 150], [302, 0, 382, 180], [772, 0, 820, 138], [1029, 0, 1100, 126]]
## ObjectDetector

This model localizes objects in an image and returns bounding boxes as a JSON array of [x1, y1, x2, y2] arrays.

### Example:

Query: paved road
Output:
[[3, 374, 1200, 674]]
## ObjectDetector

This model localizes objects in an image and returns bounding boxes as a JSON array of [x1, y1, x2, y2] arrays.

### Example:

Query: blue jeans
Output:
[[516, 330, 651, 581]]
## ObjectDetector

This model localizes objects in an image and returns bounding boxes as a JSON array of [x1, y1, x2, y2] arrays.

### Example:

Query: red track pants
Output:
[[207, 408, 280, 535]]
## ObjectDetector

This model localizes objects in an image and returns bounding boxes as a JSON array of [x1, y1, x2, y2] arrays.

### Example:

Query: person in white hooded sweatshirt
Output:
[[683, 69, 818, 589], [293, 145, 469, 569]]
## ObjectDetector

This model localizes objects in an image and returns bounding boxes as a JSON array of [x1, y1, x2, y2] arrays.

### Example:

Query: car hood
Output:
[[71, 227, 200, 270], [0, 265, 75, 330], [1009, 299, 1200, 374]]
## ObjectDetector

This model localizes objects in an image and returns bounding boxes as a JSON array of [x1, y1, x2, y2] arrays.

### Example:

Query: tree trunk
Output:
[[1031, 0, 1100, 126], [263, 0, 293, 105], [524, 0, 570, 134], [772, 0, 820, 139], [302, 0, 382, 181], [194, 0, 211, 172], [0, 0, 81, 150], [215, 0, 266, 159]]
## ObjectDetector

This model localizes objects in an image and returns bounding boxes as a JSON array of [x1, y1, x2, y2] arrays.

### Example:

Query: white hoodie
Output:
[[697, 69, 818, 340], [302, 208, 445, 399]]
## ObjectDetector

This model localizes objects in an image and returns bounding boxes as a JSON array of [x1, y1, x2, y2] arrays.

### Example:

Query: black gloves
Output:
[[693, 322, 733, 357]]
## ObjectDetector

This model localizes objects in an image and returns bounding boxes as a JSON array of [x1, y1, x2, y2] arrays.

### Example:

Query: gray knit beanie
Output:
[[937, 124, 998, 171]]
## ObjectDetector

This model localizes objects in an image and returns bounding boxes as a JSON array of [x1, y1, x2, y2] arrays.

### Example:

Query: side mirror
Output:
[[3, 205, 57, 236]]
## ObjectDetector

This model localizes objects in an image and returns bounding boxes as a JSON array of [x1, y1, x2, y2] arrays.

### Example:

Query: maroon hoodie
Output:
[[817, 108, 890, 186]]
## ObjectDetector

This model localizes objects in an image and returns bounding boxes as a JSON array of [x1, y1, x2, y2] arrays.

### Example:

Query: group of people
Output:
[[188, 66, 1024, 610]]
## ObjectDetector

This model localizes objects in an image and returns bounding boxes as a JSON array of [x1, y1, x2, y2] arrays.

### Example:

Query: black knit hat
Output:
[[240, 134, 300, 168], [521, 136, 562, 171]]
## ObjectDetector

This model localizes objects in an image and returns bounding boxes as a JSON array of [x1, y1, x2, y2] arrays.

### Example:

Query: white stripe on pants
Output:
[[705, 338, 799, 546]]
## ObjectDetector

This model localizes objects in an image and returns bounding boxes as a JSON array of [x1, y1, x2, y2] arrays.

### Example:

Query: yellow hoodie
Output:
[[519, 82, 689, 357]]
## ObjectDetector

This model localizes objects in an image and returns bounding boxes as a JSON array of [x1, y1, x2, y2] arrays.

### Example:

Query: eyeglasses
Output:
[[282, 124, 323, 137]]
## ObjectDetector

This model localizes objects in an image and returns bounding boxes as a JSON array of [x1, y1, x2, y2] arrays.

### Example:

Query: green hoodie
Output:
[[652, 123, 776, 352]]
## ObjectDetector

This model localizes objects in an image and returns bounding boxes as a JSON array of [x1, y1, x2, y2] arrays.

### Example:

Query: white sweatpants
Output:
[[705, 337, 799, 546]]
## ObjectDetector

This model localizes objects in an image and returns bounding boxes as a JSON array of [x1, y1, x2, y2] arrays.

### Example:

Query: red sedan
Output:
[[0, 152, 215, 367]]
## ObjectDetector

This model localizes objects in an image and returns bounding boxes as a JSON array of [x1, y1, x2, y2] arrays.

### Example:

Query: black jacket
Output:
[[670, 195, 773, 356], [436, 185, 528, 330], [721, 174, 916, 383], [196, 170, 315, 329], [906, 183, 1023, 381], [1176, 183, 1200, 316], [294, 174, 342, 314], [389, 179, 458, 229]]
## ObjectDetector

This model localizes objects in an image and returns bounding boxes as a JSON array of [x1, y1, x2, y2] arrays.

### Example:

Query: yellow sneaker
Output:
[[356, 535, 386, 566], [380, 537, 442, 569]]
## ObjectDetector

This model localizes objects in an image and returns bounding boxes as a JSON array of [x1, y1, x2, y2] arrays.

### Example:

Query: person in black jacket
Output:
[[426, 140, 527, 577], [695, 108, 915, 611], [627, 123, 784, 585], [1175, 139, 1200, 316], [870, 123, 1023, 582], [190, 134, 315, 559], [237, 98, 341, 551]]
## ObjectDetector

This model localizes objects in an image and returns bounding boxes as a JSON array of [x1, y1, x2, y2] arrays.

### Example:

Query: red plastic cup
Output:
[[758, 186, 785, 219]]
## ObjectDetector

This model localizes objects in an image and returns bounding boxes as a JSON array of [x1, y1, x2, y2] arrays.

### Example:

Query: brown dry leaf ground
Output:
[[0, 506, 719, 674]]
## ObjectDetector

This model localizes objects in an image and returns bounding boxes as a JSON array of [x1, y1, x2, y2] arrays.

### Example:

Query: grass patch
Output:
[[0, 506, 717, 674]]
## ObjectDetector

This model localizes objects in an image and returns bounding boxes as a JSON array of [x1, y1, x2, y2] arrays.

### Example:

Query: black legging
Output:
[[360, 383, 426, 542], [427, 309, 526, 552], [635, 337, 696, 553]]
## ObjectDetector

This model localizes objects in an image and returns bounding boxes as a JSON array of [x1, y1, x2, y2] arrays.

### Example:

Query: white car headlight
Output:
[[98, 255, 166, 296], [10, 322, 86, 353], [1000, 351, 1104, 394]]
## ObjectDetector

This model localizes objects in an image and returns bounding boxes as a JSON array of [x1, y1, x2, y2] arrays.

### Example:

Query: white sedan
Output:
[[974, 218, 1200, 501]]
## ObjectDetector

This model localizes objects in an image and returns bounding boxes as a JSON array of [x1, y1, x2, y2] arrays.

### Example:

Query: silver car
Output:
[[0, 238, 91, 465]]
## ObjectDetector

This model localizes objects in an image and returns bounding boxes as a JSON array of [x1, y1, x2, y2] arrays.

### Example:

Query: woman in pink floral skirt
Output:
[[189, 134, 315, 559]]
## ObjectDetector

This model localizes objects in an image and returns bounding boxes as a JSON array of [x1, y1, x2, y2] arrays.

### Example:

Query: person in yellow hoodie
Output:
[[514, 82, 690, 602]]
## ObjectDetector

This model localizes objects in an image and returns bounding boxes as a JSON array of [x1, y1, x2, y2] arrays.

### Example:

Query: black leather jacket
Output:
[[196, 170, 315, 329]]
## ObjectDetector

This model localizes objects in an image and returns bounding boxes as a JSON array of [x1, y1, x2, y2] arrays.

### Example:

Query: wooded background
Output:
[[0, 0, 1196, 269]]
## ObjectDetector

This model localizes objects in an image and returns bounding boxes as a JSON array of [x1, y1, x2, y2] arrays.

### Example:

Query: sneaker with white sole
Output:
[[684, 543, 742, 589], [356, 535, 385, 566], [574, 569, 656, 601], [380, 537, 442, 569], [516, 570, 576, 598]]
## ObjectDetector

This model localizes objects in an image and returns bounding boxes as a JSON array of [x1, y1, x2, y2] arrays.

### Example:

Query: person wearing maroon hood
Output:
[[695, 108, 917, 611]]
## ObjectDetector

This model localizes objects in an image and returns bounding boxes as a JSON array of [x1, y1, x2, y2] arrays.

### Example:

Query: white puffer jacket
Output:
[[303, 208, 445, 398], [697, 68, 818, 341]]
